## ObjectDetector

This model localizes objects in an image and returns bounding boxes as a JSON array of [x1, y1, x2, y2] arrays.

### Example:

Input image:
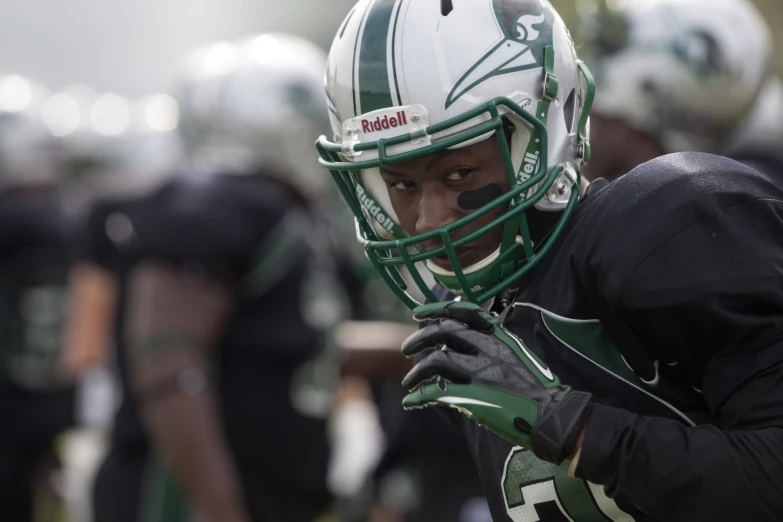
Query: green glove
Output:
[[402, 300, 592, 465]]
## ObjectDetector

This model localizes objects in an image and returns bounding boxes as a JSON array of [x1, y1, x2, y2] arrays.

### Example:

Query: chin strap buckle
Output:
[[542, 72, 559, 102], [536, 46, 559, 124], [577, 139, 591, 163]]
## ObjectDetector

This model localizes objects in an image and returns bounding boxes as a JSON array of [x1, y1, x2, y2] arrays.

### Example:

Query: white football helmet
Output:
[[317, 0, 594, 307], [174, 33, 331, 200], [0, 75, 64, 190], [580, 0, 771, 153]]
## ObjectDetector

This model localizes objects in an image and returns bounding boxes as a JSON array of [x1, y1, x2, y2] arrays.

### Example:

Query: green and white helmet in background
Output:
[[579, 0, 771, 154], [175, 33, 331, 200], [317, 0, 594, 308]]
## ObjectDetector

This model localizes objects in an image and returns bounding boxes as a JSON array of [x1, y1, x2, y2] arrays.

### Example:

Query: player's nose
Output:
[[414, 185, 459, 236]]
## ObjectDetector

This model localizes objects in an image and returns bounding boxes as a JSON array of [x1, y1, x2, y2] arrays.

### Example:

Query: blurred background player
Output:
[[0, 74, 77, 522], [62, 96, 183, 522], [100, 33, 346, 522], [577, 0, 773, 183]]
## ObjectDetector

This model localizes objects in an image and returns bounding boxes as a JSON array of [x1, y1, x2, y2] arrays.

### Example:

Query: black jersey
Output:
[[127, 173, 346, 519], [436, 152, 783, 522], [0, 194, 74, 391]]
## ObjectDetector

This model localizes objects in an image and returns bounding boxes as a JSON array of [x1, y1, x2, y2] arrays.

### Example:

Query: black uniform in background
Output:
[[0, 193, 76, 522], [91, 174, 341, 522], [433, 153, 783, 522]]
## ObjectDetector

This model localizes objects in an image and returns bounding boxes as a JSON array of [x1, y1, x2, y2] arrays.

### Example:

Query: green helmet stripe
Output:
[[358, 0, 397, 114]]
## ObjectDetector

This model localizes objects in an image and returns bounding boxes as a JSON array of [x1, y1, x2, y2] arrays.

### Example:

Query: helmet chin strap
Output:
[[425, 244, 504, 278], [425, 235, 530, 279]]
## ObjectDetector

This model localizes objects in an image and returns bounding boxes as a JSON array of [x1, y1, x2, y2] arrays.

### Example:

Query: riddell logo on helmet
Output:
[[355, 184, 395, 233], [518, 152, 539, 182], [361, 111, 408, 133]]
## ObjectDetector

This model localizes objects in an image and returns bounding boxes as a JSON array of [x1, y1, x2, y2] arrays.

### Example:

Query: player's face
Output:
[[379, 136, 510, 272]]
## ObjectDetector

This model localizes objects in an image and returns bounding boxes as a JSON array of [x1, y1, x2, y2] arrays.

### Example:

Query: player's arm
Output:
[[572, 196, 783, 521], [62, 263, 117, 377], [125, 262, 250, 522], [402, 194, 783, 521], [62, 202, 120, 377], [574, 355, 783, 522]]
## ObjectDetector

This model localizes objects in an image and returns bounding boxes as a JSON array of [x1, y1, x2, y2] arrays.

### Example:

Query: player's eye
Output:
[[445, 168, 476, 182], [389, 180, 417, 191]]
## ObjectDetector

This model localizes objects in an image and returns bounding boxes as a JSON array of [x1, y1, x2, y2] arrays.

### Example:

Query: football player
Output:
[[116, 34, 345, 522], [61, 99, 182, 522], [317, 0, 783, 521], [76, 190, 169, 522], [0, 75, 76, 522], [577, 0, 771, 182]]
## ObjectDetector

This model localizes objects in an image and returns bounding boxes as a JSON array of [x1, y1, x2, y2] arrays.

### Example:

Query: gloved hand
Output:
[[401, 300, 592, 464]]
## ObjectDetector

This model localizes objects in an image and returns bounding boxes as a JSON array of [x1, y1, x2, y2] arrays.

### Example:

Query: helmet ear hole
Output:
[[501, 117, 516, 149], [563, 88, 576, 134]]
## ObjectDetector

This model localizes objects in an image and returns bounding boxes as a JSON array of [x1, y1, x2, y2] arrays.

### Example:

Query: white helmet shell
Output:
[[325, 0, 590, 223]]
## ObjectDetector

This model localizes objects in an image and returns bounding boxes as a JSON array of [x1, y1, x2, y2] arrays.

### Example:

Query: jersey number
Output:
[[5, 284, 68, 389], [502, 448, 635, 522]]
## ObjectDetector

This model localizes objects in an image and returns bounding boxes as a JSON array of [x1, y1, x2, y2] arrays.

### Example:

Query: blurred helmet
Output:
[[316, 0, 594, 307], [57, 89, 182, 203], [174, 33, 331, 200], [580, 0, 771, 153], [0, 75, 64, 190]]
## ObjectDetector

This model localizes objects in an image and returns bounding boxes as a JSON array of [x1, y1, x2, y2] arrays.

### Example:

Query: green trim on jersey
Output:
[[527, 304, 716, 425]]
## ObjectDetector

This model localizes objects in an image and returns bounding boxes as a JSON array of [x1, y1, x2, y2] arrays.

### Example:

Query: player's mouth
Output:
[[430, 246, 476, 271]]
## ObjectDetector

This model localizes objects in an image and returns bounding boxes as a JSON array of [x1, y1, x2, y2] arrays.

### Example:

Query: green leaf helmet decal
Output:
[[446, 0, 556, 109]]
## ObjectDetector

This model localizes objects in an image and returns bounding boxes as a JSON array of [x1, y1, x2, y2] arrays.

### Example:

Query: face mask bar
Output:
[[316, 58, 595, 309]]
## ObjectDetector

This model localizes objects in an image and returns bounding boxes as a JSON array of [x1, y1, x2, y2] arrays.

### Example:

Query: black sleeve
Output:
[[578, 195, 783, 522], [132, 178, 291, 281]]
